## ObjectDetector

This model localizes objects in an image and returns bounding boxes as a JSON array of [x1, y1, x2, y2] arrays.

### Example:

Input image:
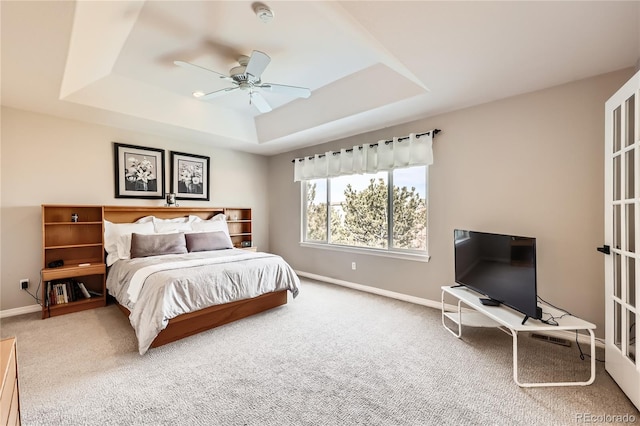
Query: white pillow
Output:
[[152, 216, 195, 233], [116, 232, 157, 262], [104, 220, 155, 266], [153, 216, 190, 223], [190, 214, 225, 223], [135, 216, 155, 224], [191, 214, 230, 236]]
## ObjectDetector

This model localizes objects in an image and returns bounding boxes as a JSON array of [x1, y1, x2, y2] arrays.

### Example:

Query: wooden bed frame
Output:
[[103, 206, 288, 348]]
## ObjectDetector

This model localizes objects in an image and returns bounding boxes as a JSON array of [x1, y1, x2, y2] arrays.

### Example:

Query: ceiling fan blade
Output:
[[174, 60, 233, 82], [250, 91, 272, 113], [258, 83, 311, 99], [245, 51, 270, 79], [199, 86, 239, 100]]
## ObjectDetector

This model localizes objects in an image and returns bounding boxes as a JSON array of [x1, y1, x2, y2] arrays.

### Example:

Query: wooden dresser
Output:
[[1, 338, 20, 425]]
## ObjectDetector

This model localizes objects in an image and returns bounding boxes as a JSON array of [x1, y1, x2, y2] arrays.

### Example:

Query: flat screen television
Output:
[[454, 229, 542, 322]]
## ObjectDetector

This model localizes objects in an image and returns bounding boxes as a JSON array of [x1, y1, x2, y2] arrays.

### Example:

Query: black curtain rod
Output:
[[291, 129, 441, 163]]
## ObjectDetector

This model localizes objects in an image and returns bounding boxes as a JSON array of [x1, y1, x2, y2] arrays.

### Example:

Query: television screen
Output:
[[454, 229, 540, 320]]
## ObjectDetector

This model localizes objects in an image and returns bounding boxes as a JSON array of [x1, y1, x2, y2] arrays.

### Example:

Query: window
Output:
[[303, 165, 428, 256], [304, 178, 327, 242]]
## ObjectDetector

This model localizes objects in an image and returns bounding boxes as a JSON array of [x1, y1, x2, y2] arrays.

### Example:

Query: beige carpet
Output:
[[1, 279, 638, 425]]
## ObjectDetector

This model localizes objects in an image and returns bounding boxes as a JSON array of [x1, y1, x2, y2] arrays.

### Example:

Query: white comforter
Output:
[[106, 249, 300, 354]]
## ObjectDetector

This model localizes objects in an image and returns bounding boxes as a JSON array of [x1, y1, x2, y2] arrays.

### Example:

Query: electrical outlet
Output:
[[351, 262, 356, 270], [20, 279, 29, 290]]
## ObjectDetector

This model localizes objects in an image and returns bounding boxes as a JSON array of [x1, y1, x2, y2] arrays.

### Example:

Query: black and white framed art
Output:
[[170, 151, 210, 201], [113, 142, 165, 199]]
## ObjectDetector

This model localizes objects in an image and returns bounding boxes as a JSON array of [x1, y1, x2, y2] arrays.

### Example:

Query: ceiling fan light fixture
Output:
[[252, 3, 274, 23], [175, 49, 309, 114]]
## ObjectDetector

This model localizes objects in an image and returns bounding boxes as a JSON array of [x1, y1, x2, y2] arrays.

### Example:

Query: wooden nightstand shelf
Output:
[[224, 208, 253, 250], [41, 205, 106, 319]]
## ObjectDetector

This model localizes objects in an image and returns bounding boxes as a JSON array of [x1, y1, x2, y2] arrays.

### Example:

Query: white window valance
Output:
[[293, 130, 436, 182]]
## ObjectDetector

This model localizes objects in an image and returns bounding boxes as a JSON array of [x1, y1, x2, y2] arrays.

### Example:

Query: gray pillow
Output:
[[186, 231, 233, 252], [130, 232, 187, 258]]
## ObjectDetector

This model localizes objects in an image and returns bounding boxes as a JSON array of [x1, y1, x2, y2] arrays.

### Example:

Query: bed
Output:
[[103, 206, 300, 354]]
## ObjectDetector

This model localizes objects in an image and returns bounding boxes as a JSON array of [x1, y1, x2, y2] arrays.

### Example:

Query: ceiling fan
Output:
[[174, 50, 311, 113]]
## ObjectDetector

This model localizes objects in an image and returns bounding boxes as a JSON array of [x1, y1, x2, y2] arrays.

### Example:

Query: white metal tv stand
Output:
[[441, 285, 596, 387]]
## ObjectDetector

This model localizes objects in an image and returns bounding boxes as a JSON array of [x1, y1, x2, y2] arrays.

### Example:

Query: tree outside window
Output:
[[303, 166, 427, 253]]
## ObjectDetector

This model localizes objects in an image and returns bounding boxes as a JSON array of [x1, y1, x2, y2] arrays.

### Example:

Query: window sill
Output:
[[299, 241, 430, 262]]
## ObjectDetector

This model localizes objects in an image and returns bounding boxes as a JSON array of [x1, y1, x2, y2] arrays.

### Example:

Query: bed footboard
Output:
[[115, 290, 288, 348]]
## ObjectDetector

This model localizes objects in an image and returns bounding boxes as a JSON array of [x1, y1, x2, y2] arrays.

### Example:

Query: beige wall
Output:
[[1, 68, 634, 334], [268, 68, 635, 336], [0, 107, 270, 312]]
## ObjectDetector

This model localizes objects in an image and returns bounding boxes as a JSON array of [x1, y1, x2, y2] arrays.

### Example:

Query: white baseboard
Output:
[[294, 270, 460, 312], [0, 304, 41, 319], [294, 270, 605, 349]]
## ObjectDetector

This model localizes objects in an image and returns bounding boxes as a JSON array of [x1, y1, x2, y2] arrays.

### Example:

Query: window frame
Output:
[[300, 167, 429, 262], [302, 179, 329, 243]]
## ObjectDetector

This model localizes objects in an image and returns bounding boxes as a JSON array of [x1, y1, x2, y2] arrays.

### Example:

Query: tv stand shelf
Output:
[[441, 285, 596, 387], [442, 311, 501, 328]]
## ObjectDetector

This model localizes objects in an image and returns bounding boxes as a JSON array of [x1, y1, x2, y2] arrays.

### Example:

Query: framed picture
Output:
[[170, 151, 210, 201], [113, 142, 165, 199]]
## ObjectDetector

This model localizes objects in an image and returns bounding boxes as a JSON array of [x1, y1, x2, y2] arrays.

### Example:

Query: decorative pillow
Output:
[[130, 232, 188, 258], [152, 216, 195, 233], [104, 220, 155, 266], [185, 231, 233, 252], [191, 214, 230, 236]]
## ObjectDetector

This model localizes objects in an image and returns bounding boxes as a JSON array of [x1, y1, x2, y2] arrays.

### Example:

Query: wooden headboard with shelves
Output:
[[102, 205, 252, 249], [103, 206, 224, 223]]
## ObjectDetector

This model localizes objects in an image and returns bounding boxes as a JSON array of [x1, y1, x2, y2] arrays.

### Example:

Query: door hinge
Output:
[[597, 245, 611, 255]]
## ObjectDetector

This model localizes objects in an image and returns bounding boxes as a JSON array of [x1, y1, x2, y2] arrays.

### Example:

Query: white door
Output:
[[605, 70, 640, 409]]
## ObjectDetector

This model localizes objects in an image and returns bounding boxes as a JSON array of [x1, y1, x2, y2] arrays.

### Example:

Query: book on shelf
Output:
[[87, 289, 102, 298], [77, 282, 91, 298], [46, 279, 93, 305], [68, 281, 84, 302], [70, 281, 79, 301], [58, 283, 65, 304], [55, 283, 62, 304], [61, 283, 68, 303], [49, 282, 57, 306], [45, 281, 51, 307]]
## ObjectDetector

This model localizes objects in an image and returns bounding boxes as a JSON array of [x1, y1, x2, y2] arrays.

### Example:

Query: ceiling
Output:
[[2, 1, 639, 155]]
